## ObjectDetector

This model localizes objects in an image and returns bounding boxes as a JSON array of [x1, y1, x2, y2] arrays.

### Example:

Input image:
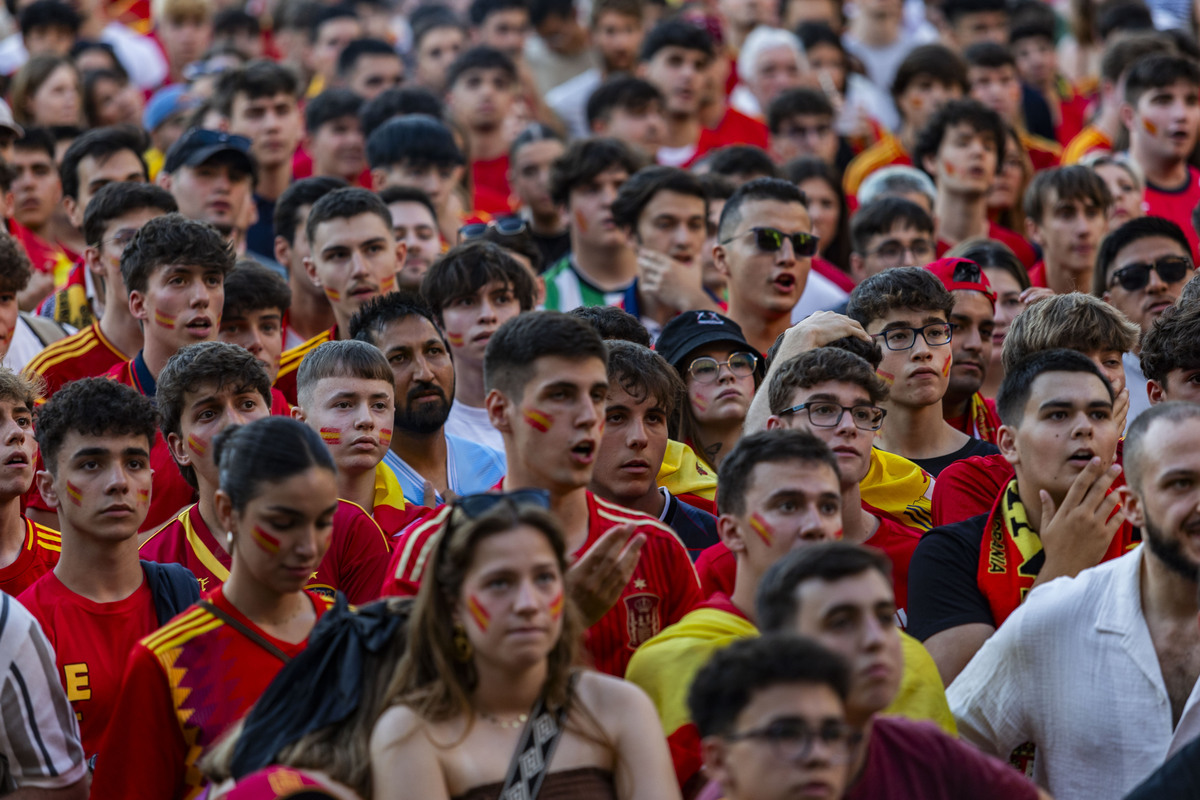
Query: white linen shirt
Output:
[[948, 546, 1200, 800]]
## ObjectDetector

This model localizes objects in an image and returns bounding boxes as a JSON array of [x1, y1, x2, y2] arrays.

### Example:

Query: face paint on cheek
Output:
[[379, 428, 392, 447], [691, 389, 708, 413], [324, 287, 341, 302], [250, 525, 281, 554], [749, 512, 774, 546], [187, 434, 208, 457], [910, 96, 923, 109], [136, 488, 149, 505], [1143, 118, 1158, 135], [574, 209, 589, 233], [549, 590, 564, 620], [877, 369, 895, 386], [320, 427, 341, 445], [467, 594, 491, 631], [446, 331, 464, 347], [65, 481, 82, 505], [942, 356, 953, 377], [944, 162, 956, 176], [153, 310, 176, 330], [523, 409, 552, 432], [381, 275, 396, 294]]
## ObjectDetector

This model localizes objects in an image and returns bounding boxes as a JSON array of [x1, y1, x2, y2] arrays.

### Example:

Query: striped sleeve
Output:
[[0, 592, 87, 790]]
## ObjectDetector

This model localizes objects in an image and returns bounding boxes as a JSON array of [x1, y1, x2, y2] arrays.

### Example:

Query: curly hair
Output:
[[36, 377, 157, 474], [0, 231, 33, 294], [767, 348, 889, 415]]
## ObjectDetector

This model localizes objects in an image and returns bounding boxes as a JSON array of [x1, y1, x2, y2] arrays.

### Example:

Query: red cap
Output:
[[925, 257, 996, 307]]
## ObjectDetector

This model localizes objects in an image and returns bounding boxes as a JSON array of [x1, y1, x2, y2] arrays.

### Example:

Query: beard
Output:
[[1143, 515, 1200, 583], [394, 383, 452, 436]]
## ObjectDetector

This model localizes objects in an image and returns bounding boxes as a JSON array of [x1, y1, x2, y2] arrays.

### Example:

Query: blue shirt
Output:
[[382, 433, 506, 507]]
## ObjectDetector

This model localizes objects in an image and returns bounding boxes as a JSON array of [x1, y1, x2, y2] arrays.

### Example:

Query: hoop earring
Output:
[[453, 622, 473, 663]]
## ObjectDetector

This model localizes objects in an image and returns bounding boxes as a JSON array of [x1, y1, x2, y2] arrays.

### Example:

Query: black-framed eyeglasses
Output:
[[1109, 255, 1193, 292], [454, 489, 551, 518], [865, 238, 935, 267], [725, 718, 861, 764], [721, 227, 820, 257], [688, 352, 758, 383], [779, 401, 887, 431], [871, 322, 953, 351], [459, 216, 529, 242]]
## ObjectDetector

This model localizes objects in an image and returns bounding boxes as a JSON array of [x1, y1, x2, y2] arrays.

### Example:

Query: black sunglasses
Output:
[[1109, 255, 1192, 292], [721, 227, 820, 257], [458, 217, 529, 242], [454, 489, 551, 518]]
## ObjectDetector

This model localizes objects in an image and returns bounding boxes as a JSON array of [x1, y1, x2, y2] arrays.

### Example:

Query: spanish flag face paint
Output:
[[942, 356, 952, 377], [549, 591, 564, 620], [877, 370, 895, 387], [65, 481, 83, 506], [523, 409, 552, 433], [446, 331, 465, 347], [380, 428, 393, 447], [154, 310, 176, 330], [749, 512, 774, 546], [324, 287, 341, 302], [187, 434, 207, 458], [467, 594, 490, 631], [574, 209, 589, 233], [251, 525, 281, 555], [1143, 118, 1158, 135], [381, 275, 396, 294], [320, 427, 341, 445], [136, 488, 150, 505]]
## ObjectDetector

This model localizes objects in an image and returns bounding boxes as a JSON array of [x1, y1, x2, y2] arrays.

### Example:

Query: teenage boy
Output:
[[26, 183, 176, 398], [409, 7, 467, 93], [913, 98, 1036, 267], [1140, 304, 1200, 406], [272, 176, 343, 350], [420, 240, 536, 453], [842, 0, 919, 90], [384, 311, 702, 678], [847, 196, 937, 284], [306, 5, 363, 96], [689, 635, 855, 800], [0, 371, 59, 598], [586, 76, 668, 161], [542, 137, 641, 312], [929, 258, 999, 444], [50, 127, 149, 330], [336, 38, 404, 100], [9, 129, 70, 289], [1008, 13, 1090, 147], [847, 266, 998, 476], [468, 0, 529, 59], [1023, 166, 1112, 293], [940, 0, 1008, 50], [18, 377, 198, 760], [610, 166, 717, 341], [931, 291, 1138, 527], [637, 19, 716, 168], [154, 0, 212, 85], [304, 88, 366, 185], [379, 186, 439, 292], [949, 402, 1200, 799], [106, 213, 233, 531], [715, 178, 818, 356], [590, 341, 718, 560], [218, 259, 291, 400], [157, 127, 257, 248], [910, 349, 1135, 684], [964, 42, 1061, 171], [445, 46, 519, 214], [627, 429, 844, 792], [214, 60, 305, 259], [767, 87, 851, 170], [143, 340, 391, 600], [366, 115, 467, 244], [273, 187, 406, 405], [1123, 54, 1200, 260], [757, 542, 1048, 800], [293, 339, 411, 533], [349, 292, 505, 506], [843, 45, 968, 199]]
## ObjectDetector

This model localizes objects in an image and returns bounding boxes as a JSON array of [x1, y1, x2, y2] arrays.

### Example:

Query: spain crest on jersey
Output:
[[625, 593, 661, 649]]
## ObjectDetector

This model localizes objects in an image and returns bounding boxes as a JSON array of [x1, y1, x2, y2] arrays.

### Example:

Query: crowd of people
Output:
[[1, 0, 1200, 797]]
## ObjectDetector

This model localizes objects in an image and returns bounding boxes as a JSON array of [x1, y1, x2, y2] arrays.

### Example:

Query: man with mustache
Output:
[[349, 291, 504, 507]]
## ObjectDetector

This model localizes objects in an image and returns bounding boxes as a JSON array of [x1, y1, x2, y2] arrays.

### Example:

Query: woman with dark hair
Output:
[[987, 126, 1033, 235], [82, 67, 144, 128], [11, 54, 82, 127], [370, 492, 678, 800], [782, 157, 854, 284], [91, 417, 340, 800]]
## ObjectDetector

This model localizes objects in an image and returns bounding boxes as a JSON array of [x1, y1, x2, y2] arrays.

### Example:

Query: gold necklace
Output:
[[479, 711, 529, 729]]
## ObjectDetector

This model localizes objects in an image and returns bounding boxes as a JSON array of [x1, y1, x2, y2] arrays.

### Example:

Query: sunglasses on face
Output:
[[722, 227, 820, 257], [1109, 255, 1193, 292], [458, 216, 529, 242]]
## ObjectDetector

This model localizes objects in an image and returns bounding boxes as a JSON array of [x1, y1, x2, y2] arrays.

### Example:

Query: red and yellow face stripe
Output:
[[153, 310, 176, 330], [250, 525, 281, 555], [467, 594, 490, 631], [136, 488, 150, 504], [749, 512, 774, 546], [549, 591, 564, 620], [379, 428, 393, 447], [877, 370, 895, 386], [65, 481, 83, 505], [446, 332, 464, 346], [324, 287, 341, 302], [320, 427, 341, 445], [187, 434, 207, 457], [941, 357, 952, 377], [381, 275, 396, 294], [523, 409, 552, 433]]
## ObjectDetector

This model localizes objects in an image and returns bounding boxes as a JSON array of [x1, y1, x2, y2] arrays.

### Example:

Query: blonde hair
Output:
[[152, 0, 211, 23]]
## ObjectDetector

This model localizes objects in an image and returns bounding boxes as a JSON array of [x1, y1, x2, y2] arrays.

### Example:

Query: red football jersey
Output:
[[270, 387, 291, 416], [383, 490, 701, 677], [1144, 166, 1200, 262], [24, 322, 129, 399], [937, 223, 1036, 270], [471, 154, 514, 215], [0, 517, 60, 596], [690, 107, 769, 167], [274, 327, 336, 406], [19, 570, 158, 758], [90, 587, 331, 800], [140, 501, 391, 603]]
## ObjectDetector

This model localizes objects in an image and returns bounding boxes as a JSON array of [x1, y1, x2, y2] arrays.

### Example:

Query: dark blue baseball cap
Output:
[[163, 128, 257, 178]]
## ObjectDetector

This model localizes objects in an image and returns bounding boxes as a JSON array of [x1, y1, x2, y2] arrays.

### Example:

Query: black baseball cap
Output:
[[163, 128, 257, 178], [656, 310, 763, 377]]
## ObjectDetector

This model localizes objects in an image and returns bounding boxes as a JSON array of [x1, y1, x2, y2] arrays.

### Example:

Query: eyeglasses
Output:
[[725, 718, 861, 764], [458, 217, 529, 242], [779, 401, 887, 431], [454, 489, 551, 518], [721, 227, 820, 257], [688, 352, 758, 383], [90, 228, 139, 250], [1109, 255, 1193, 292], [865, 239, 935, 268], [871, 322, 953, 351]]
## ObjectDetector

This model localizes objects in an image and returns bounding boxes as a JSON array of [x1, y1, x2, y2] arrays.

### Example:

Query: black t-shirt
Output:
[[533, 230, 571, 274], [1125, 733, 1200, 800], [906, 513, 996, 642], [911, 437, 999, 478]]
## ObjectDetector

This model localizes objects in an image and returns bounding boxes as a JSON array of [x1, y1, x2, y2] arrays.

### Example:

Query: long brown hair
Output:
[[384, 502, 582, 724]]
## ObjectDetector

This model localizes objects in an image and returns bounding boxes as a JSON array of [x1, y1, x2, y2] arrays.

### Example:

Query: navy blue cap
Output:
[[163, 128, 257, 177]]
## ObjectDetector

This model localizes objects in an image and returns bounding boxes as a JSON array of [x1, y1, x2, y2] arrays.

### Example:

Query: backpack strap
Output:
[[198, 599, 292, 664], [141, 560, 201, 627]]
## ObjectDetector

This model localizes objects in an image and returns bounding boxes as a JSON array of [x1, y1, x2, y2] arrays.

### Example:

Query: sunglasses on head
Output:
[[458, 217, 529, 243], [454, 489, 551, 519], [722, 227, 820, 257], [1109, 255, 1193, 292]]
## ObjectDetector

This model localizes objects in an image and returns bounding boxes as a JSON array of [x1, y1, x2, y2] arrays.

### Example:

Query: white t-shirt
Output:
[[545, 68, 602, 140], [0, 23, 167, 89], [791, 270, 850, 324], [444, 400, 505, 454]]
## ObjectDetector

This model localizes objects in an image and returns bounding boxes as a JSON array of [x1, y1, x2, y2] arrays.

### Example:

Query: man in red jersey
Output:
[[1122, 55, 1200, 261], [105, 213, 233, 531], [293, 340, 413, 534], [1022, 166, 1111, 294], [0, 370, 59, 596], [445, 46, 519, 214], [384, 311, 700, 677], [19, 378, 198, 760], [143, 341, 391, 601]]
